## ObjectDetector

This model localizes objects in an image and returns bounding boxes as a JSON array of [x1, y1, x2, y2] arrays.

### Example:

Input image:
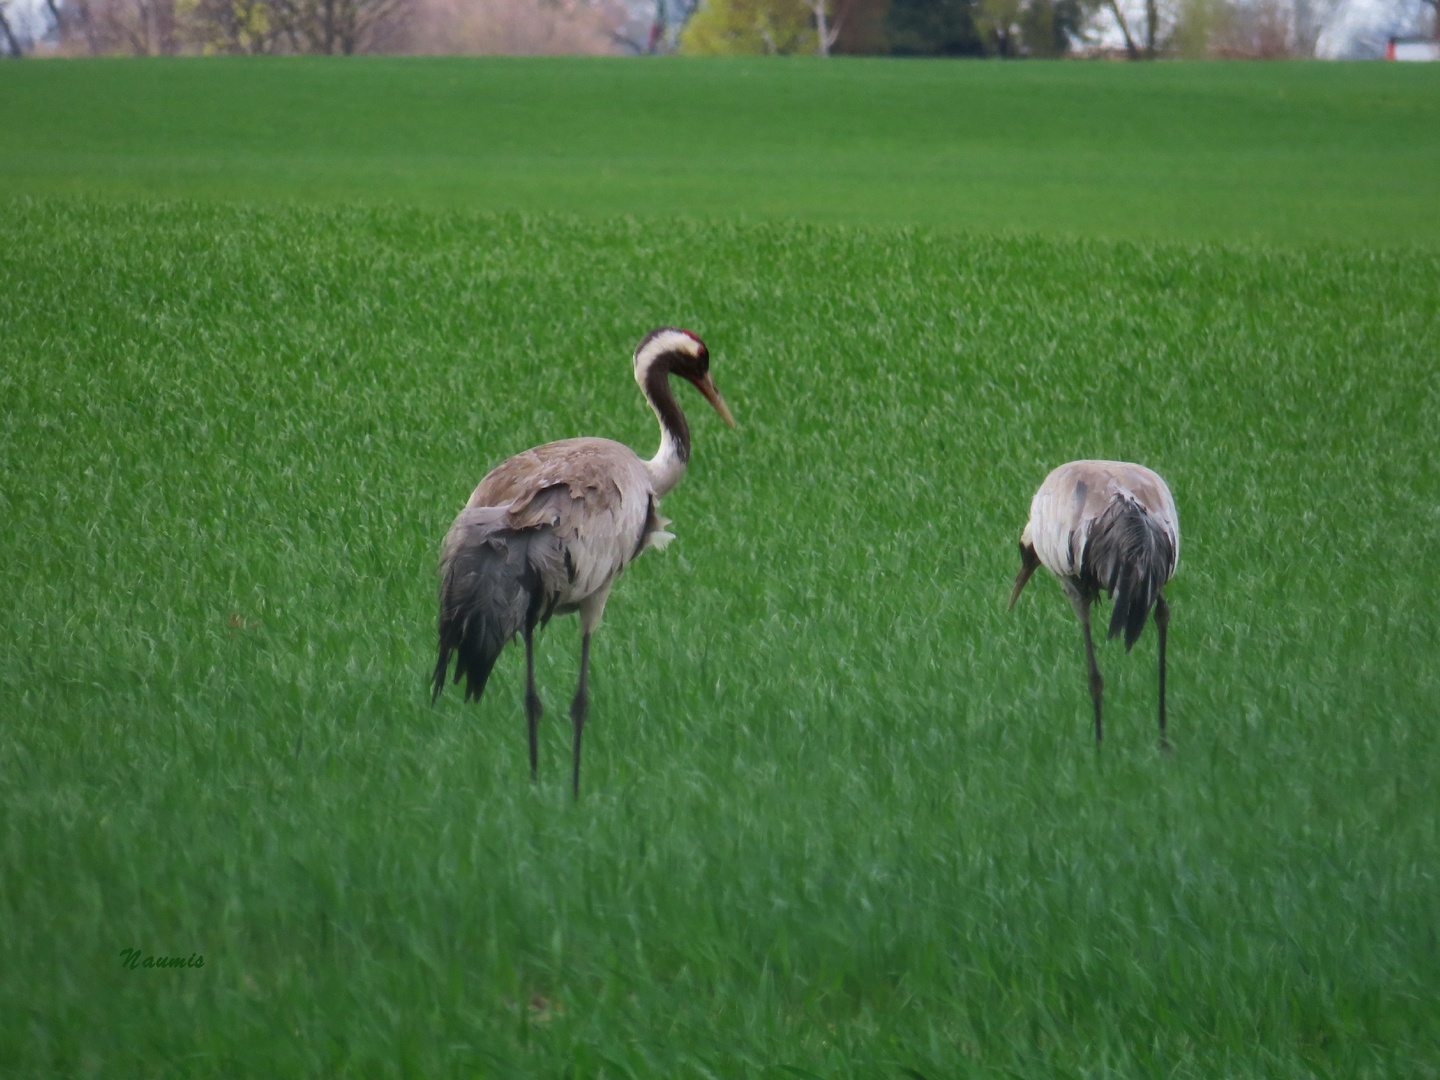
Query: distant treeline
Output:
[[3, 0, 1434, 59]]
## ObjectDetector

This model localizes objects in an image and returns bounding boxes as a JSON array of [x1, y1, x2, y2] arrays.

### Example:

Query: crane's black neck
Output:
[[643, 358, 691, 464]]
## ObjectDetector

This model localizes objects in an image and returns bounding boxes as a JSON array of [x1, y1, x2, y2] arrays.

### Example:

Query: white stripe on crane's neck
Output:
[[648, 426, 687, 498], [634, 329, 704, 498]]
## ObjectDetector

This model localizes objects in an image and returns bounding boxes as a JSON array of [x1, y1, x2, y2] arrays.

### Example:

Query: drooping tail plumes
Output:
[[1086, 496, 1177, 651], [433, 507, 564, 703]]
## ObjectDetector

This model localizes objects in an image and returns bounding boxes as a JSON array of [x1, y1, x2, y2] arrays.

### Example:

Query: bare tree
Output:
[[29, 0, 693, 53], [1095, 0, 1354, 56], [42, 0, 103, 54], [0, 0, 25, 56], [42, 0, 73, 42], [1289, 0, 1347, 54], [111, 0, 179, 53], [1104, 0, 1140, 54], [268, 0, 409, 52], [1204, 0, 1293, 54], [405, 0, 621, 52], [49, 0, 181, 54]]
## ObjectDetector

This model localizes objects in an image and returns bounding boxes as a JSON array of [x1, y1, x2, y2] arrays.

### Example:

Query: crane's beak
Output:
[[693, 372, 736, 428], [1009, 543, 1041, 610]]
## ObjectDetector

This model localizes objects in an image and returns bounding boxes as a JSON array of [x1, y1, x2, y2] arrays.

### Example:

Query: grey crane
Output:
[[432, 328, 735, 796], [1009, 460, 1180, 745]]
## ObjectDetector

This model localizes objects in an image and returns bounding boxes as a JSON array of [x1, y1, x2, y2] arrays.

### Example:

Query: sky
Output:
[[1317, 0, 1433, 53], [6, 0, 47, 41]]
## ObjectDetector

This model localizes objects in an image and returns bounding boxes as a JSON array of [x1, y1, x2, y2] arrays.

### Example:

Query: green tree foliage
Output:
[[186, 0, 280, 52], [679, 0, 814, 53], [977, 0, 1090, 53], [884, 0, 983, 53], [269, 0, 408, 53], [47, 0, 405, 53], [885, 0, 1087, 55]]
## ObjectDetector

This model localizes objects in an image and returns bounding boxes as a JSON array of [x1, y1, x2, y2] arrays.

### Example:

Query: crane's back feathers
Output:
[[433, 507, 568, 703], [1017, 460, 1179, 650], [1084, 496, 1176, 650], [433, 438, 664, 704]]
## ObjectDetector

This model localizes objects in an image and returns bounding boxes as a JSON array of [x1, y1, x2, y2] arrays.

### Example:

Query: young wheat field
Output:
[[1, 59, 1439, 1080], [2, 57, 1439, 244]]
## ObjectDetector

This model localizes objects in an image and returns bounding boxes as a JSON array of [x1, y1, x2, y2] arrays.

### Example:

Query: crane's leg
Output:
[[1065, 582, 1104, 743], [1082, 608, 1104, 744], [523, 625, 542, 781], [570, 632, 591, 800], [1154, 594, 1170, 750], [570, 583, 612, 799]]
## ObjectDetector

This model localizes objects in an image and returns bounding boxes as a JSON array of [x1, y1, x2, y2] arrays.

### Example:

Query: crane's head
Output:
[[1009, 527, 1041, 611], [633, 327, 735, 428]]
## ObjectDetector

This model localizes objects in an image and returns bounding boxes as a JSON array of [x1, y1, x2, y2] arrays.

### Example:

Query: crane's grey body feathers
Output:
[[434, 508, 564, 703], [1011, 460, 1179, 744], [1021, 460, 1178, 590], [432, 327, 732, 797], [433, 438, 670, 704]]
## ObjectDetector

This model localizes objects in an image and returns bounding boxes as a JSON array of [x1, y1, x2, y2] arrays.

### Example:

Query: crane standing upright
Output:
[[1009, 460, 1180, 745], [433, 328, 735, 796]]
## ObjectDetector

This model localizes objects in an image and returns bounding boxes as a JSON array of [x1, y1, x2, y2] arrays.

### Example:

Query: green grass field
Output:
[[3, 58, 1440, 1079], [2, 57, 1439, 245]]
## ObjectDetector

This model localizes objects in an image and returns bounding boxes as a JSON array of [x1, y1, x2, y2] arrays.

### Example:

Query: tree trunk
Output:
[[154, 0, 177, 54], [1144, 0, 1156, 55], [44, 0, 64, 40], [812, 0, 844, 54], [1107, 0, 1138, 57], [0, 5, 23, 57], [321, 0, 336, 52]]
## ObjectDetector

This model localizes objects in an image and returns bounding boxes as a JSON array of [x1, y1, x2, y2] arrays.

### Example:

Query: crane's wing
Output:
[[435, 505, 568, 702], [435, 439, 662, 703], [468, 438, 660, 596], [1025, 460, 1179, 580], [1083, 491, 1178, 649]]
